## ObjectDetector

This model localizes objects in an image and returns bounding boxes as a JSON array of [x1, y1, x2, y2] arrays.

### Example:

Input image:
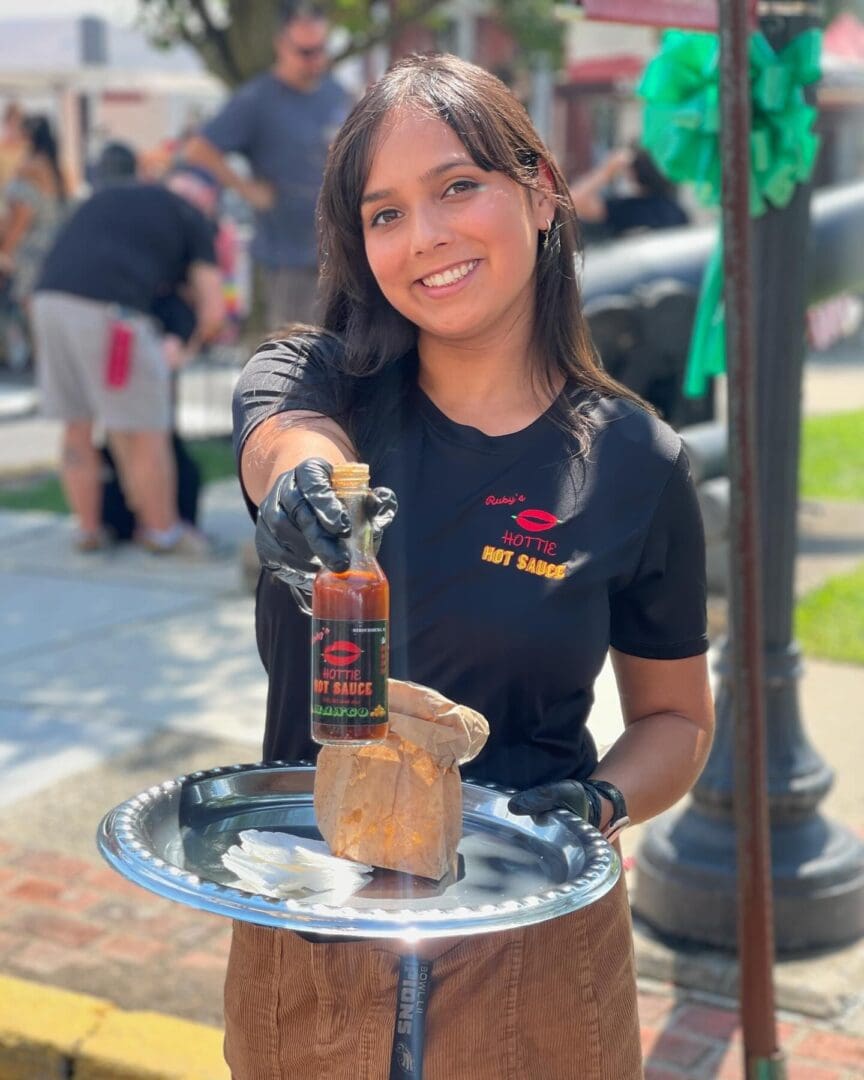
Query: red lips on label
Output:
[[513, 509, 560, 532], [322, 641, 362, 666]]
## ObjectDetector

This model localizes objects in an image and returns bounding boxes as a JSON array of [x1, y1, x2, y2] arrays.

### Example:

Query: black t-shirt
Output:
[[604, 195, 689, 236], [37, 183, 216, 316], [233, 339, 708, 790]]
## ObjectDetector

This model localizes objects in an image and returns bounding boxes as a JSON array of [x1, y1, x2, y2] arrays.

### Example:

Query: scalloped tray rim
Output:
[[97, 760, 621, 939]]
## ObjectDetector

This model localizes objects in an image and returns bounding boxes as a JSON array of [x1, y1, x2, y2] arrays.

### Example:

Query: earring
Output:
[[541, 216, 553, 251]]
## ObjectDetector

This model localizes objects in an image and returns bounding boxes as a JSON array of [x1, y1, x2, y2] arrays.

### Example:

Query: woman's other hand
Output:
[[509, 778, 631, 841], [508, 780, 592, 820]]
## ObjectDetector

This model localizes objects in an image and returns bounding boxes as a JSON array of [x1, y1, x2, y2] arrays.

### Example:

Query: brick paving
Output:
[[0, 842, 233, 1027], [0, 839, 862, 1076], [640, 997, 864, 1078]]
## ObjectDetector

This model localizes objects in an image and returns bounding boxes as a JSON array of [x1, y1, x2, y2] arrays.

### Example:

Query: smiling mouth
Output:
[[420, 260, 478, 289]]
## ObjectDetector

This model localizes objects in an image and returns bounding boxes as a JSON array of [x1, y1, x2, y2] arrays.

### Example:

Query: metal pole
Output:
[[718, 2, 784, 1073]]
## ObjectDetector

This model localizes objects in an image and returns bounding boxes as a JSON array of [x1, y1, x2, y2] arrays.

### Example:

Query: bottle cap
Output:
[[332, 462, 370, 492]]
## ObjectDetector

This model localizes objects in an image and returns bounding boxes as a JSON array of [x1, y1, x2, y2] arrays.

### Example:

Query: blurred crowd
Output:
[[0, 101, 249, 375], [0, 2, 346, 560]]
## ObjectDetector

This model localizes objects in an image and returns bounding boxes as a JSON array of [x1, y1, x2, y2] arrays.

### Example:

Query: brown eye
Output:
[[369, 207, 400, 227], [444, 179, 479, 197]]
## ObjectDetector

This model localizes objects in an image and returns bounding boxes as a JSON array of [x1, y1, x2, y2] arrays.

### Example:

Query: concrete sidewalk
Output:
[[0, 354, 861, 1078]]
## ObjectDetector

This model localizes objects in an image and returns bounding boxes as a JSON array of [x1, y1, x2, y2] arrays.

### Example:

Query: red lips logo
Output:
[[512, 509, 560, 532], [322, 641, 362, 666]]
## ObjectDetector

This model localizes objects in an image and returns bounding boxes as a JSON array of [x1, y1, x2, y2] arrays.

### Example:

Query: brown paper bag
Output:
[[314, 680, 489, 880]]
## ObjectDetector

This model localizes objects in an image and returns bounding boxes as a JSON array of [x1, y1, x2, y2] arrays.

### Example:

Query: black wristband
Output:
[[583, 779, 630, 841]]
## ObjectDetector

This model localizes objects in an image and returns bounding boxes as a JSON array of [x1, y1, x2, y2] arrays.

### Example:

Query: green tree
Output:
[[136, 0, 564, 87]]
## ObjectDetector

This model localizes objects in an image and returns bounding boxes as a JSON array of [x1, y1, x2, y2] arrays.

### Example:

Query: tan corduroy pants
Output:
[[223, 875, 642, 1080]]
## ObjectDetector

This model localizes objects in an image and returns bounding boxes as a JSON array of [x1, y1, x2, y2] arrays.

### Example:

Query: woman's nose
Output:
[[410, 205, 449, 255]]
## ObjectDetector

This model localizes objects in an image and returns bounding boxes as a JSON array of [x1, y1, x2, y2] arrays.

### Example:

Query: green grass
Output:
[[186, 435, 236, 487], [799, 410, 864, 501], [796, 562, 864, 666], [0, 474, 68, 513], [0, 437, 237, 514]]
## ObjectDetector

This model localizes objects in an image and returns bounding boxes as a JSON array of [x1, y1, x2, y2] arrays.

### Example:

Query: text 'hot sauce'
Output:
[[311, 462, 389, 745]]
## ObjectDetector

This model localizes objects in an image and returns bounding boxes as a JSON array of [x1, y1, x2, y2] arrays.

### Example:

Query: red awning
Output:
[[567, 53, 646, 84]]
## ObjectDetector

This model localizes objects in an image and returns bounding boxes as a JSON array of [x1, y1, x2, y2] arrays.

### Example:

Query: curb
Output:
[[0, 974, 229, 1080]]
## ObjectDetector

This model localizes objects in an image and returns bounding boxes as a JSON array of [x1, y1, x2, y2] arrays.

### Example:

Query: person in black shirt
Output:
[[569, 146, 689, 239], [228, 55, 713, 1079], [32, 157, 224, 554]]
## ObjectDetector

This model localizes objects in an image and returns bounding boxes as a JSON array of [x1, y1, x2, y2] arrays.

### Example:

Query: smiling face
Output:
[[359, 109, 554, 356]]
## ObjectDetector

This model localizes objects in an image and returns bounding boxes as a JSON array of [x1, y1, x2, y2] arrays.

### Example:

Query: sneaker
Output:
[[137, 525, 213, 559]]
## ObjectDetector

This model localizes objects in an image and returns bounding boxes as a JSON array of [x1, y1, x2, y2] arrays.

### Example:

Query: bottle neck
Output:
[[338, 490, 374, 563]]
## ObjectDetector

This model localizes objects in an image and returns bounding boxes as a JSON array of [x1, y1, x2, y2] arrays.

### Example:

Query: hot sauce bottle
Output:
[[311, 462, 389, 745]]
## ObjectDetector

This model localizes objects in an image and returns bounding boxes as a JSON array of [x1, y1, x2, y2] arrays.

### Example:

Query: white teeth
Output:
[[421, 260, 477, 288]]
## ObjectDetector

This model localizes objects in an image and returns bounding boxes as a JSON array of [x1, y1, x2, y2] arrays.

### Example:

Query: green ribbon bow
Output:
[[638, 28, 822, 397]]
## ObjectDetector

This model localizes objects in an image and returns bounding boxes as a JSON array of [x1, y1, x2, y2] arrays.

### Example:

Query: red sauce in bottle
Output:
[[311, 464, 389, 744]]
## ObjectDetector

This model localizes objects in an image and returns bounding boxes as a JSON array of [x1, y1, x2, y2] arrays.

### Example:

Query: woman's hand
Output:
[[255, 457, 397, 594], [508, 778, 630, 840], [508, 780, 592, 820]]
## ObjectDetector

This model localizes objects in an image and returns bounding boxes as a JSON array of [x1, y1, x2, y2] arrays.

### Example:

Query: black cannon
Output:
[[580, 181, 864, 592], [580, 180, 864, 428]]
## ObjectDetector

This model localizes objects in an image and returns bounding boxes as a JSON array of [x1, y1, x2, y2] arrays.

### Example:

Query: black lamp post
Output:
[[632, 5, 864, 953]]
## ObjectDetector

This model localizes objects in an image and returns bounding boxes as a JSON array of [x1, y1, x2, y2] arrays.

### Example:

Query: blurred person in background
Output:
[[0, 114, 67, 368], [183, 0, 349, 329], [569, 146, 689, 239], [0, 114, 67, 303], [92, 149, 219, 543], [30, 142, 224, 555]]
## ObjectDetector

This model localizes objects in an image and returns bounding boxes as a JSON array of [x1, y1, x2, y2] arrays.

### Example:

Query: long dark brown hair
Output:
[[317, 53, 647, 451]]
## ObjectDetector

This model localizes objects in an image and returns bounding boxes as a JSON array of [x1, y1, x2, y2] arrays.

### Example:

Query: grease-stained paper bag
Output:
[[314, 680, 489, 880]]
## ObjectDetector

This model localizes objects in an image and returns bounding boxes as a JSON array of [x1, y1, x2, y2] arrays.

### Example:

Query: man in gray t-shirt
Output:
[[184, 2, 349, 329]]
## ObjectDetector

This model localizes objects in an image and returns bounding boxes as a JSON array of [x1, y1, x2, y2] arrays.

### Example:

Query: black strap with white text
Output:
[[389, 954, 432, 1079]]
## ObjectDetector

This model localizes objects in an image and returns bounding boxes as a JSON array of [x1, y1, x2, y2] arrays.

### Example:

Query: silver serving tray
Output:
[[97, 762, 619, 939]]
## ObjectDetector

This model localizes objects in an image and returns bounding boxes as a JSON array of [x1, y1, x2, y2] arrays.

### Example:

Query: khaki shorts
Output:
[[32, 291, 172, 432], [223, 875, 642, 1080]]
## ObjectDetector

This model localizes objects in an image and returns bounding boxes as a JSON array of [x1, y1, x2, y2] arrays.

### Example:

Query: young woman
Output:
[[229, 54, 714, 1079]]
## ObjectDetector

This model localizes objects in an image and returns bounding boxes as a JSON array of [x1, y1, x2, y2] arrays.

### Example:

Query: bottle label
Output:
[[311, 618, 388, 725]]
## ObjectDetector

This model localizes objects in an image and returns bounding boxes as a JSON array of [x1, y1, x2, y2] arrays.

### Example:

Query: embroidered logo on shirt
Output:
[[479, 503, 567, 579]]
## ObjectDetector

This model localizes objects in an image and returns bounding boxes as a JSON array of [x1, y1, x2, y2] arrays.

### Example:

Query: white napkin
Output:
[[221, 830, 373, 902]]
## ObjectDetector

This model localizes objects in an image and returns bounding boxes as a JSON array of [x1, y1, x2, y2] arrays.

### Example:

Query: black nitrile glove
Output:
[[508, 780, 595, 824], [509, 779, 630, 840], [255, 457, 397, 603]]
